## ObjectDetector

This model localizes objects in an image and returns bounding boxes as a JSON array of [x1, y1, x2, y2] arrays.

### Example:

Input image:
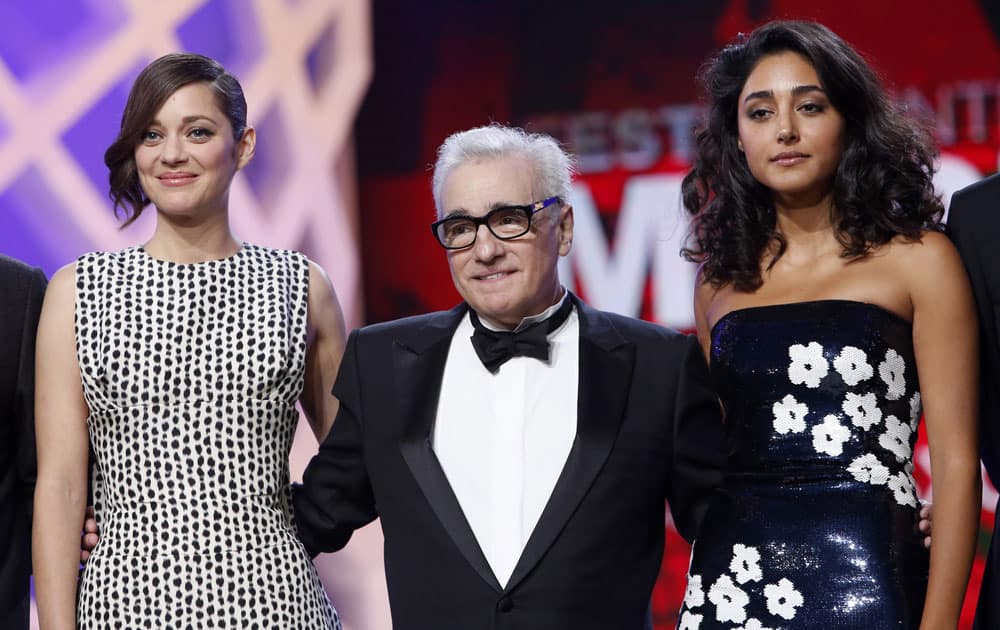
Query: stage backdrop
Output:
[[356, 1, 1000, 628], [0, 1, 382, 628], [4, 1, 999, 629]]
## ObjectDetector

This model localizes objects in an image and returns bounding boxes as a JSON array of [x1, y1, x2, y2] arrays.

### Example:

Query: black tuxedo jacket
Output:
[[293, 295, 724, 629], [947, 173, 1000, 630], [0, 255, 46, 629]]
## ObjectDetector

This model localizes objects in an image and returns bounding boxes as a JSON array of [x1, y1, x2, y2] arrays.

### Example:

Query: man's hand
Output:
[[918, 502, 932, 549], [80, 506, 99, 563]]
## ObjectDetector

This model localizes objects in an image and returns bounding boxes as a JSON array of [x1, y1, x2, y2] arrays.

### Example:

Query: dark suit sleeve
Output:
[[292, 329, 377, 557], [947, 190, 1000, 483], [667, 335, 725, 543], [15, 267, 46, 527]]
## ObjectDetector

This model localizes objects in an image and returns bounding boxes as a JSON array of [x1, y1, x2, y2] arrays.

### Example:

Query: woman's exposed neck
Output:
[[771, 189, 841, 260], [143, 208, 240, 263]]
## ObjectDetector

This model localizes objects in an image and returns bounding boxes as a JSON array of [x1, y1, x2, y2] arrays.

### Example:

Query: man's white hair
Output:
[[432, 124, 575, 217]]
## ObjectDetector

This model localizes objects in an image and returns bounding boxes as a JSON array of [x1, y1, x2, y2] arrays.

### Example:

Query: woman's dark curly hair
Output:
[[104, 53, 247, 228], [681, 20, 944, 291]]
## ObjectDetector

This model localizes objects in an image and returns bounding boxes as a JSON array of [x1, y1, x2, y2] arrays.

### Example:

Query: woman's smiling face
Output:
[[135, 81, 253, 219]]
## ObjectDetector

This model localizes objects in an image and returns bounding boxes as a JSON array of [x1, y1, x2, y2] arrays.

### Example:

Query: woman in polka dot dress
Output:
[[34, 53, 344, 629]]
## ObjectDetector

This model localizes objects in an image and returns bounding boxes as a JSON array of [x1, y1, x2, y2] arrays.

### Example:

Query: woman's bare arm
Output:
[[33, 264, 90, 629], [300, 261, 347, 442], [903, 232, 980, 629]]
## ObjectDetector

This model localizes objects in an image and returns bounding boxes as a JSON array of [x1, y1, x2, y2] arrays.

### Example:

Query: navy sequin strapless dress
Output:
[[678, 301, 928, 630]]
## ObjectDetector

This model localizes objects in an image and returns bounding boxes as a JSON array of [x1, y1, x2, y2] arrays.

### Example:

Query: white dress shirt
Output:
[[432, 297, 579, 587]]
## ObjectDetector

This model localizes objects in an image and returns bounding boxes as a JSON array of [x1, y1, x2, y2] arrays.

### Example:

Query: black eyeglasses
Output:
[[431, 196, 561, 250]]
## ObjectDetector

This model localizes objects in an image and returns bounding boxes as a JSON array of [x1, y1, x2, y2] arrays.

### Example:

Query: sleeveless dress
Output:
[[678, 300, 928, 630], [74, 245, 340, 629]]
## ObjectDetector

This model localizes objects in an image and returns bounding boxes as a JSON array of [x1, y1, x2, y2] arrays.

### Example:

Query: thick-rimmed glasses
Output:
[[430, 196, 560, 250]]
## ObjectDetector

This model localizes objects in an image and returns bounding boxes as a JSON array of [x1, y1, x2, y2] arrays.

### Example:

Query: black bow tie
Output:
[[468, 297, 574, 374]]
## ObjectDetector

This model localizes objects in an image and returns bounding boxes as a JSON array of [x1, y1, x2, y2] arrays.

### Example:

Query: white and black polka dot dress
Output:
[[74, 245, 341, 629]]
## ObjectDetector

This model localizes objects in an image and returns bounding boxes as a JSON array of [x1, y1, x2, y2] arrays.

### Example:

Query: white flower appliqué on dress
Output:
[[878, 415, 913, 463], [763, 578, 804, 620], [908, 392, 922, 432], [684, 574, 705, 609], [708, 574, 750, 624], [687, 544, 807, 627], [811, 415, 851, 456], [788, 342, 829, 388], [888, 471, 919, 507], [678, 610, 703, 630], [841, 392, 882, 431], [833, 346, 873, 386], [772, 394, 808, 434], [730, 544, 764, 585], [846, 453, 890, 485], [878, 348, 906, 400]]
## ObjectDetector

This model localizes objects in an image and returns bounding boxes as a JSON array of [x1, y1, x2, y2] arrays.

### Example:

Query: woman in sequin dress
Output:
[[33, 53, 345, 628], [677, 21, 979, 629]]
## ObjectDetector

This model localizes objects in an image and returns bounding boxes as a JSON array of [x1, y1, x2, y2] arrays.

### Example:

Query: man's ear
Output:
[[557, 204, 574, 256], [235, 126, 256, 170]]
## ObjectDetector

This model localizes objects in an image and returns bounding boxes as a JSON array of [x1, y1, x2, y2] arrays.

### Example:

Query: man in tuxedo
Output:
[[0, 254, 46, 629], [291, 124, 725, 629], [947, 172, 1000, 630]]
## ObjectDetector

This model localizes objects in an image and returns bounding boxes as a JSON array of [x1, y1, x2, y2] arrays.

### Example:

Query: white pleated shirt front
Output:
[[432, 299, 579, 587]]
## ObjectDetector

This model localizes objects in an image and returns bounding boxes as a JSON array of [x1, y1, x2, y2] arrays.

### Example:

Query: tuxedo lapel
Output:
[[396, 304, 503, 593], [505, 298, 636, 591]]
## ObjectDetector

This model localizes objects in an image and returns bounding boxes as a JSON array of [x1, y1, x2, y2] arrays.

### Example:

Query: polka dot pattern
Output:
[[74, 245, 340, 629]]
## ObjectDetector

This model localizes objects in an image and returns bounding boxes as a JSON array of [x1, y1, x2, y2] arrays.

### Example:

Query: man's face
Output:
[[439, 154, 573, 329]]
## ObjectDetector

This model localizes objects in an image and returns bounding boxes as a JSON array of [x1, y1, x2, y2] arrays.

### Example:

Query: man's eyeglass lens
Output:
[[436, 207, 532, 249], [432, 197, 560, 249]]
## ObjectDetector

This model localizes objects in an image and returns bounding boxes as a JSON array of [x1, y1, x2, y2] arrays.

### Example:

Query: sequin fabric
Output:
[[678, 300, 928, 630]]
